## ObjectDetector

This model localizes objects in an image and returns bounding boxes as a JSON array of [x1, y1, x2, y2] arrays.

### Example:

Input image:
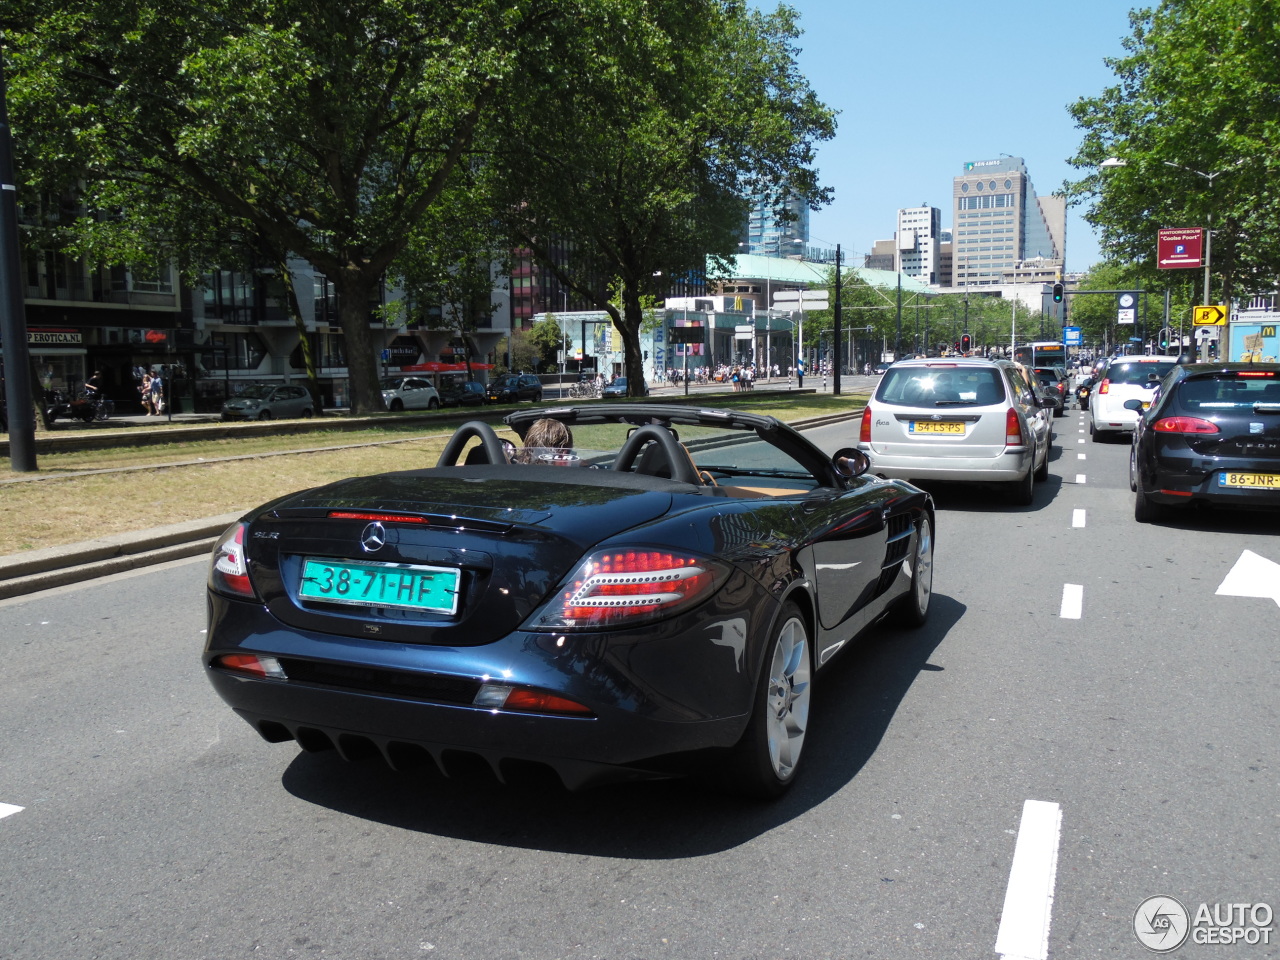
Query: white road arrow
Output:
[[1216, 550, 1280, 608]]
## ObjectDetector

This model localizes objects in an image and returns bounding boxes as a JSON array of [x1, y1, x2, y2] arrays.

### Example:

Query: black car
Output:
[[440, 380, 487, 407], [1032, 366, 1068, 416], [204, 404, 935, 797], [1128, 363, 1280, 522], [486, 374, 543, 403]]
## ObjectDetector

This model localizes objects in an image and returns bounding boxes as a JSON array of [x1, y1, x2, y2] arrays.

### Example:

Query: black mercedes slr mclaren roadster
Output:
[[204, 404, 935, 797]]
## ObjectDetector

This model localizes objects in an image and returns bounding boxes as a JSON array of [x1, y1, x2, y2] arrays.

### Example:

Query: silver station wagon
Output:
[[857, 357, 1056, 505]]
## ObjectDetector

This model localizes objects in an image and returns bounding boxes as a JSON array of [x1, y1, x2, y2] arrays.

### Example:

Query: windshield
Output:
[[1176, 374, 1280, 410], [876, 365, 1006, 407], [235, 384, 275, 400], [379, 378, 405, 390], [1106, 360, 1177, 385]]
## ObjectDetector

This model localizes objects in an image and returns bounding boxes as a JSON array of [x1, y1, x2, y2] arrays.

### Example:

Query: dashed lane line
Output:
[[1060, 584, 1084, 619], [995, 799, 1064, 960], [1072, 509, 1086, 528]]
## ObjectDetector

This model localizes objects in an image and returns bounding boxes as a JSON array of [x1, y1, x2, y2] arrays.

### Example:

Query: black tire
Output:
[[302, 408, 314, 419], [257, 410, 274, 421], [1128, 446, 1138, 492], [1134, 466, 1164, 523], [390, 399, 404, 412], [890, 512, 933, 627], [1007, 464, 1034, 506], [723, 602, 812, 799], [427, 398, 439, 410]]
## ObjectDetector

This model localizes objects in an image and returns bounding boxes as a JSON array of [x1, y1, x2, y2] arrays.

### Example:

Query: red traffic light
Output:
[[953, 340, 961, 352], [961, 334, 972, 352]]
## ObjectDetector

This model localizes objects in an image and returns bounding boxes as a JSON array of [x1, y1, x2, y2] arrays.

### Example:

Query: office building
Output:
[[743, 191, 809, 258], [896, 205, 943, 284], [951, 157, 1065, 288]]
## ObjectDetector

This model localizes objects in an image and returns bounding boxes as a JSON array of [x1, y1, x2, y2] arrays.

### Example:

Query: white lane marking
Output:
[[1216, 550, 1280, 608], [1075, 474, 1087, 484], [0, 803, 24, 820], [995, 799, 1064, 960], [1077, 438, 1085, 444], [1077, 453, 1086, 460], [1060, 584, 1083, 619], [1072, 509, 1086, 528]]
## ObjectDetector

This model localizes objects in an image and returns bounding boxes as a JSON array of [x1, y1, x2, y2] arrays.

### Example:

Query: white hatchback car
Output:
[[858, 358, 1056, 504], [1088, 356, 1179, 441], [380, 376, 441, 412]]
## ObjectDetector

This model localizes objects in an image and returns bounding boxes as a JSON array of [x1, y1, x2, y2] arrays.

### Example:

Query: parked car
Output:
[[380, 376, 440, 411], [1089, 356, 1179, 441], [1128, 363, 1280, 521], [602, 376, 642, 398], [858, 357, 1056, 505], [486, 374, 543, 404], [1032, 366, 1069, 417], [440, 380, 487, 407], [203, 404, 935, 797], [221, 383, 315, 421]]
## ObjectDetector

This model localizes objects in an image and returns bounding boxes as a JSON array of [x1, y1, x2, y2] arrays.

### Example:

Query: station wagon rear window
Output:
[[877, 366, 1006, 407]]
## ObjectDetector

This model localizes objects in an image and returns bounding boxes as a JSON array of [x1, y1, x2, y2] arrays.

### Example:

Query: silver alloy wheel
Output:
[[765, 615, 811, 781], [912, 514, 933, 616]]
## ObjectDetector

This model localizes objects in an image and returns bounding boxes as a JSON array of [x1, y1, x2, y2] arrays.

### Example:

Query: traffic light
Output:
[[961, 334, 972, 353], [1052, 282, 1064, 303], [953, 340, 961, 353]]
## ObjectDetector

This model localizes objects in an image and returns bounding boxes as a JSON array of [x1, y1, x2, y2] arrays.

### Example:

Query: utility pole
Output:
[[832, 244, 842, 395], [0, 56, 37, 471]]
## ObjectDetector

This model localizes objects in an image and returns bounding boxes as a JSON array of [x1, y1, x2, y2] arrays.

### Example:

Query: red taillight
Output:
[[529, 549, 726, 631], [209, 522, 257, 599], [1153, 417, 1220, 434], [860, 405, 873, 443], [1237, 371, 1277, 378], [213, 653, 286, 678], [1005, 407, 1025, 446], [327, 511, 428, 524], [1098, 379, 1111, 394], [503, 689, 594, 716]]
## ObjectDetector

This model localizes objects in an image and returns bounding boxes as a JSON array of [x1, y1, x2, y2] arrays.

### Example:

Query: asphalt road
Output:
[[0, 406, 1275, 960]]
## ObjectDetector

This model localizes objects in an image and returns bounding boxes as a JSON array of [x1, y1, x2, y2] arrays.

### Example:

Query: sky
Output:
[[777, 0, 1138, 275]]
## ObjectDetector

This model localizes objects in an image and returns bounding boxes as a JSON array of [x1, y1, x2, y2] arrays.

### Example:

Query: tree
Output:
[[1064, 0, 1280, 306], [5, 0, 578, 413], [492, 0, 835, 396]]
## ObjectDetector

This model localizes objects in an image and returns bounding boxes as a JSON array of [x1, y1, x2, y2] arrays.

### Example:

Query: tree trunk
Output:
[[277, 258, 325, 415], [618, 282, 646, 396], [331, 268, 386, 415]]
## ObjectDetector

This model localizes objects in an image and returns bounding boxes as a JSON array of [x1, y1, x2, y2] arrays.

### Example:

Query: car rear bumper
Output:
[[860, 445, 1036, 482], [1143, 456, 1280, 509]]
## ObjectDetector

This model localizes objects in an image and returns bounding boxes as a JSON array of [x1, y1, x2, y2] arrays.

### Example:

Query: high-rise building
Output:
[[896, 205, 943, 283], [743, 191, 809, 258], [951, 158, 1065, 288]]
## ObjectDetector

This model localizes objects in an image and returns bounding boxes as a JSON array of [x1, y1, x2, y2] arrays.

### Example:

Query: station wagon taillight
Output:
[[1005, 407, 1026, 446], [860, 405, 873, 443], [1097, 379, 1111, 394]]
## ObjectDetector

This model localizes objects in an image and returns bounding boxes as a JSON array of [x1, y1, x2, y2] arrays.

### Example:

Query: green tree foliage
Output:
[[492, 0, 835, 396], [4, 0, 576, 413], [1065, 0, 1280, 304]]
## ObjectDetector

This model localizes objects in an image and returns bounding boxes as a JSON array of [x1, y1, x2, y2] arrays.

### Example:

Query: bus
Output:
[[1013, 341, 1068, 369]]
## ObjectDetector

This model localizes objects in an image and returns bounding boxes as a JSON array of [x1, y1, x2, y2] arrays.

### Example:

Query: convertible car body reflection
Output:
[[204, 405, 935, 797]]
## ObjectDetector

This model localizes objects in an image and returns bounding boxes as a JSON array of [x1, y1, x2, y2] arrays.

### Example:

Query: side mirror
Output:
[[832, 447, 871, 479], [1123, 398, 1146, 412]]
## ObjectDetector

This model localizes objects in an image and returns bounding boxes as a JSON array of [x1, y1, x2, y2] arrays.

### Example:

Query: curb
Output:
[[0, 513, 242, 600]]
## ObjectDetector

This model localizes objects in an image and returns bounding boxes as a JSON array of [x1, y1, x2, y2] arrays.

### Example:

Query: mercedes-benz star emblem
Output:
[[360, 522, 386, 553]]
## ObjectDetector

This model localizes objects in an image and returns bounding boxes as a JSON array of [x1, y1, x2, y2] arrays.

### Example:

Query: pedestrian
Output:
[[149, 368, 164, 414], [139, 371, 154, 415]]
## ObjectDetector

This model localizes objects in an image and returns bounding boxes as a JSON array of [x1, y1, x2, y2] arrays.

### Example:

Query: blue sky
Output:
[[778, 0, 1138, 274]]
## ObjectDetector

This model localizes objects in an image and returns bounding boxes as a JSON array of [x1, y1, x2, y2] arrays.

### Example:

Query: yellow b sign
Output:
[[1187, 304, 1228, 327], [1193, 305, 1227, 326]]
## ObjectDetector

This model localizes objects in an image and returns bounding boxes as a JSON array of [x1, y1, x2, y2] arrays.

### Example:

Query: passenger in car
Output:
[[519, 418, 576, 464]]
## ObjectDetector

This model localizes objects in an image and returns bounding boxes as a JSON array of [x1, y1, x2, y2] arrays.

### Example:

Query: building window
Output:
[[202, 331, 267, 371]]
